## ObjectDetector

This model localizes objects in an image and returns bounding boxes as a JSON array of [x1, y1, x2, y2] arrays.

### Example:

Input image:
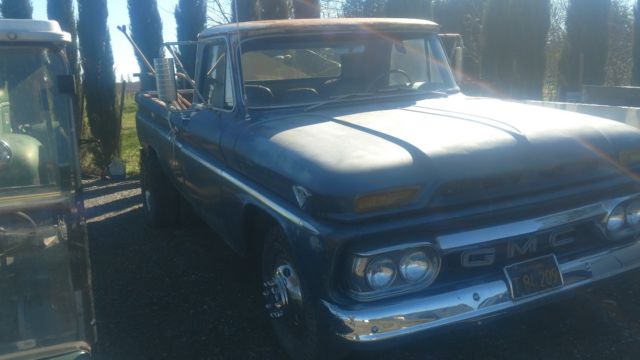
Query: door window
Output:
[[200, 40, 234, 110], [390, 38, 445, 86]]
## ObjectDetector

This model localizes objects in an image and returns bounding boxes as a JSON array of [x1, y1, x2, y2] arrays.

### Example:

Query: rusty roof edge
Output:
[[198, 18, 439, 39]]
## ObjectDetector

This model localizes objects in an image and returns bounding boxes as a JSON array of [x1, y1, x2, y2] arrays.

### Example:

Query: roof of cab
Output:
[[0, 19, 71, 44], [199, 18, 439, 39]]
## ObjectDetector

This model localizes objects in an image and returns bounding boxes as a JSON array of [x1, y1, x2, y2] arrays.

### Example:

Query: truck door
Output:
[[175, 37, 236, 229]]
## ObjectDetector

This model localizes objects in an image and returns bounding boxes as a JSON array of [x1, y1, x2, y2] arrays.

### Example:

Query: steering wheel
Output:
[[0, 212, 38, 258], [366, 69, 414, 92]]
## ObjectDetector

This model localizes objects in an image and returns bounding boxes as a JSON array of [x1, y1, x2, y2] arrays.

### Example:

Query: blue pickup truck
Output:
[[135, 18, 640, 359]]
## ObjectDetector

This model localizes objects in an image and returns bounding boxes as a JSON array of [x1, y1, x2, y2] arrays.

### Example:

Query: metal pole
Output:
[[117, 25, 155, 75], [117, 80, 126, 158]]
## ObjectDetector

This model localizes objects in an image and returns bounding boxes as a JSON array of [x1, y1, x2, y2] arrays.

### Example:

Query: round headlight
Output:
[[400, 248, 440, 284], [400, 250, 429, 282], [365, 256, 396, 290], [627, 200, 640, 226], [607, 206, 626, 232]]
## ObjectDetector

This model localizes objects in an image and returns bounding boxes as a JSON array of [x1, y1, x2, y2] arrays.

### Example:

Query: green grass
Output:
[[78, 94, 141, 178], [119, 96, 140, 177]]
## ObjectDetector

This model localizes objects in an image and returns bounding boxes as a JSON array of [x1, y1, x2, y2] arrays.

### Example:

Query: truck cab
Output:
[[0, 20, 95, 360], [135, 18, 640, 359]]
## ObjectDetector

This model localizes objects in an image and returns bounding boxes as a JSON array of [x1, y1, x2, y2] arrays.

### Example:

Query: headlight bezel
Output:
[[348, 242, 441, 302], [626, 200, 640, 226], [605, 197, 640, 240]]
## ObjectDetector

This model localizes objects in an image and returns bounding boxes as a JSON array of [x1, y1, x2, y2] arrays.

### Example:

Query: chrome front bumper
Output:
[[323, 239, 640, 343]]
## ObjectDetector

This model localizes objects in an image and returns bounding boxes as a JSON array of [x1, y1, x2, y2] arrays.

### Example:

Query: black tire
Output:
[[261, 226, 345, 360], [140, 149, 179, 228], [178, 194, 204, 228]]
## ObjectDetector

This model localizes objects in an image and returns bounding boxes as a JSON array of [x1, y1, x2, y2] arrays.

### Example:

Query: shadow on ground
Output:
[[85, 179, 640, 360]]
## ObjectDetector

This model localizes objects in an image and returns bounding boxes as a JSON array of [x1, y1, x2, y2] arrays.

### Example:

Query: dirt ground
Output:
[[84, 178, 640, 360]]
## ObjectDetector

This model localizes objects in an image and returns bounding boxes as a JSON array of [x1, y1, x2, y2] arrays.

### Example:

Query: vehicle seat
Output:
[[245, 85, 275, 106], [323, 53, 368, 96], [282, 88, 320, 104]]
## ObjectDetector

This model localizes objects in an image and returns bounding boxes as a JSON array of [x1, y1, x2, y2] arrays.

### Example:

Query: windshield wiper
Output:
[[304, 87, 457, 112], [304, 92, 374, 112]]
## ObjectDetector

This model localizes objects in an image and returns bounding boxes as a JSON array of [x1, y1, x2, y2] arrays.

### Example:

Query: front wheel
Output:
[[261, 226, 344, 360], [140, 149, 179, 228]]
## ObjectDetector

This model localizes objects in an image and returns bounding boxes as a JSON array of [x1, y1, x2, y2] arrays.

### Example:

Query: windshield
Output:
[[0, 47, 73, 198], [241, 32, 457, 108]]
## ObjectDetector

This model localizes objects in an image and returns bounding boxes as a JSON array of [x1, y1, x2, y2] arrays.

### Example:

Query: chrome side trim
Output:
[[0, 341, 91, 360], [0, 191, 72, 213], [180, 144, 320, 234], [353, 241, 435, 257], [323, 239, 640, 343], [437, 194, 638, 251]]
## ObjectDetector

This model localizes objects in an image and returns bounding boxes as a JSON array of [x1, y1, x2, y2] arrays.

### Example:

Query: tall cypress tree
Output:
[[48, 0, 82, 136], [128, 0, 164, 90], [482, 0, 513, 95], [0, 0, 32, 19], [482, 0, 550, 99], [78, 0, 118, 169], [559, 0, 611, 98], [511, 0, 550, 99], [259, 0, 290, 19], [386, 0, 433, 20], [292, 0, 321, 18], [232, 0, 259, 22], [605, 0, 633, 86], [47, 0, 79, 76], [434, 0, 486, 81], [633, 0, 640, 85], [175, 0, 207, 78], [342, 0, 388, 17]]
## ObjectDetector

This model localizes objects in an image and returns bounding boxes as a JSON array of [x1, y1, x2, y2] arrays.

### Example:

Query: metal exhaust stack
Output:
[[154, 58, 177, 104]]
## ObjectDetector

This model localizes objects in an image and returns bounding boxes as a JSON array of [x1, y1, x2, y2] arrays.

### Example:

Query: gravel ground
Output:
[[84, 178, 640, 360]]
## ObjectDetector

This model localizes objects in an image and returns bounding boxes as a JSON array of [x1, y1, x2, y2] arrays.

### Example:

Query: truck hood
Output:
[[233, 95, 640, 217]]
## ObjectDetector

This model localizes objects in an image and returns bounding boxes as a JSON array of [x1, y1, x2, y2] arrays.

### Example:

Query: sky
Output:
[[33, 0, 180, 80]]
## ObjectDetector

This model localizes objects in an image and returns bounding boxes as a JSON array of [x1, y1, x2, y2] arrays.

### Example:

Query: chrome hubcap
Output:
[[263, 264, 302, 320]]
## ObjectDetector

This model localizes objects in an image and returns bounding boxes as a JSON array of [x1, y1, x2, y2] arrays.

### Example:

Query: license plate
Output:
[[504, 255, 563, 299]]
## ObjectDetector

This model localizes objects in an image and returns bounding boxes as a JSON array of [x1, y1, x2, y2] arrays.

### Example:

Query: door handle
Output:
[[180, 112, 192, 125]]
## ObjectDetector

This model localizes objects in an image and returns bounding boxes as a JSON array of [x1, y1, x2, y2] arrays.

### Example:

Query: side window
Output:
[[390, 39, 428, 85], [200, 39, 234, 110], [426, 40, 445, 84]]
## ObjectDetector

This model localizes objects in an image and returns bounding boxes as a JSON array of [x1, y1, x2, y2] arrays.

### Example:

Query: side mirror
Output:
[[453, 46, 464, 84], [154, 58, 177, 103], [0, 140, 12, 168]]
